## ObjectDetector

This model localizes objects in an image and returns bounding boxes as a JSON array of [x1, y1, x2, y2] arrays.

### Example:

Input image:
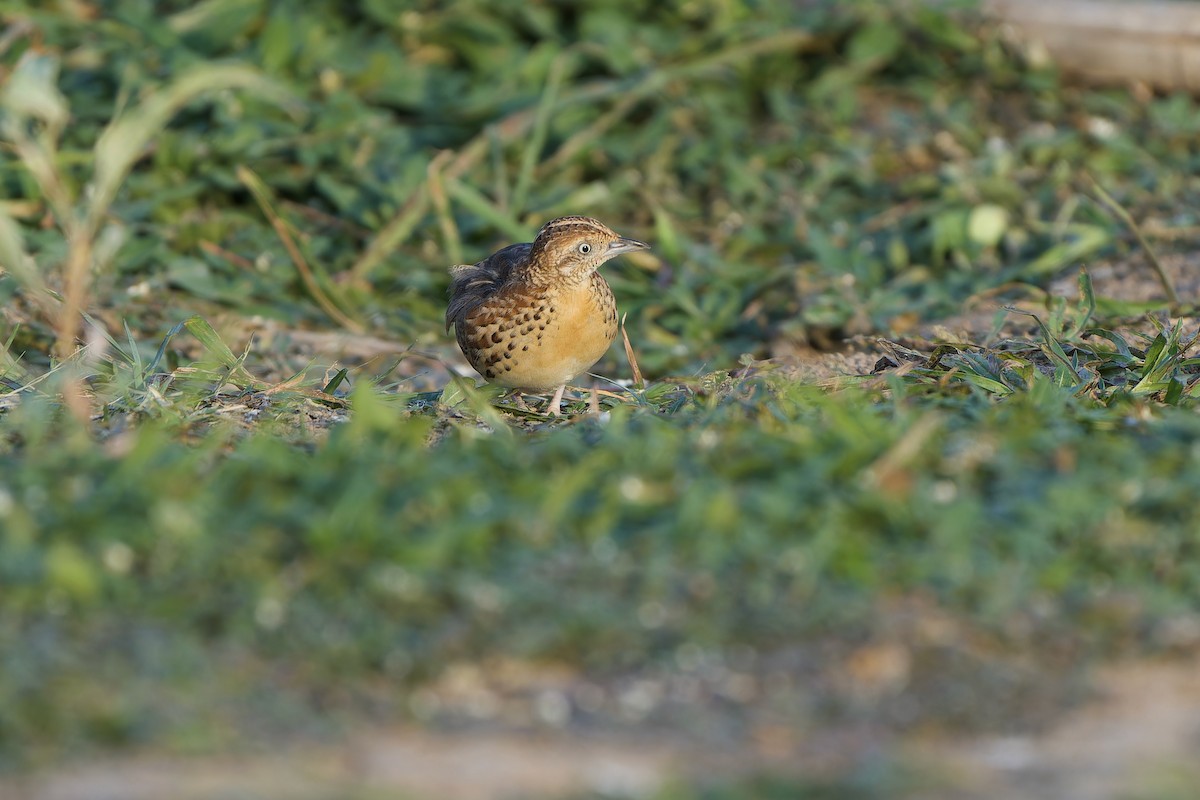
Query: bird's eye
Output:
[[578, 243, 591, 254]]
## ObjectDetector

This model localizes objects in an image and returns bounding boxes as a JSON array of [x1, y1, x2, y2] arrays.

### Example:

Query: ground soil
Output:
[[8, 654, 1200, 800]]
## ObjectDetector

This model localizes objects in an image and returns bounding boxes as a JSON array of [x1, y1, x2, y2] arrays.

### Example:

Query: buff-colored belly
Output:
[[459, 277, 618, 391]]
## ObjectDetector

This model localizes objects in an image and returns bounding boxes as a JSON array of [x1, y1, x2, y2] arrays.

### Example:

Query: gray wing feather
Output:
[[445, 243, 531, 331]]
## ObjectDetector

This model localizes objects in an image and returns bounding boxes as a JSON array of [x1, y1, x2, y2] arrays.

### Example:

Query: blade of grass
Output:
[[91, 66, 298, 235], [539, 91, 643, 175], [1005, 306, 1078, 377], [0, 323, 27, 379], [1129, 322, 1198, 396], [1087, 173, 1179, 306], [121, 319, 143, 375], [138, 314, 257, 393], [0, 204, 55, 314], [426, 150, 462, 265], [947, 351, 1015, 396], [862, 412, 943, 492], [351, 29, 814, 282], [511, 54, 570, 215], [1018, 223, 1110, 280], [620, 313, 644, 390], [350, 184, 430, 282], [440, 376, 513, 435], [238, 165, 364, 333], [55, 64, 296, 360], [184, 316, 250, 375], [1, 53, 72, 223], [488, 125, 510, 212], [445, 178, 533, 243], [321, 368, 349, 394], [1064, 267, 1096, 339]]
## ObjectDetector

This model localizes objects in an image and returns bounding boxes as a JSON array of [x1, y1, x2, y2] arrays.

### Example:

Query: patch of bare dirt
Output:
[[7, 655, 1200, 800], [769, 252, 1200, 383], [5, 732, 680, 800], [923, 657, 1200, 799]]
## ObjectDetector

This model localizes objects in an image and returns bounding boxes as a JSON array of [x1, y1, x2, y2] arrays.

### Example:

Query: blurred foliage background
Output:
[[6, 0, 1196, 370], [3, 1, 1200, 796]]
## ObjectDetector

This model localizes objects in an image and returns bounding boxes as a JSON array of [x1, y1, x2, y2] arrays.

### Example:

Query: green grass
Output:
[[6, 348, 1200, 761], [2, 0, 1200, 792]]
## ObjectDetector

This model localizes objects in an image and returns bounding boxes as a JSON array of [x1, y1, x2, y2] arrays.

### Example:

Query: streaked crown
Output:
[[525, 216, 648, 285], [534, 216, 618, 244]]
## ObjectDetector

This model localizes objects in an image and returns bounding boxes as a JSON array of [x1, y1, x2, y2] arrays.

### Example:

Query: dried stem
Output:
[[351, 29, 814, 281], [239, 165, 364, 333], [1088, 173, 1180, 306]]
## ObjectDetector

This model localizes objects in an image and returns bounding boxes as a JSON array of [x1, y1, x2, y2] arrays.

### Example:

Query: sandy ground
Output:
[[7, 655, 1200, 800]]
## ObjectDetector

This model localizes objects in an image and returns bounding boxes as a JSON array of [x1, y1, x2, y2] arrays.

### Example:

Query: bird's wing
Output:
[[445, 242, 531, 331]]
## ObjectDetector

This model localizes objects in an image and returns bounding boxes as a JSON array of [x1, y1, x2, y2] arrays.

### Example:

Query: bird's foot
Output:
[[547, 384, 567, 417]]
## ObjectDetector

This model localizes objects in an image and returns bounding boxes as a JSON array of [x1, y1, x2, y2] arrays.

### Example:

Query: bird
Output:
[[446, 216, 649, 416]]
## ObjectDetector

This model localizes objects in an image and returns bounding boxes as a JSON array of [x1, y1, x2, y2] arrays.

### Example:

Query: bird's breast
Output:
[[458, 273, 618, 391]]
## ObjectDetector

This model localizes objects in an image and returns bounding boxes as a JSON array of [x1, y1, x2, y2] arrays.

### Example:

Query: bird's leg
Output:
[[509, 391, 531, 411], [547, 384, 567, 417]]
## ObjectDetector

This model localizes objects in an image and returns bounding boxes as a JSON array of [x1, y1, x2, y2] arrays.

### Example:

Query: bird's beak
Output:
[[607, 237, 650, 256]]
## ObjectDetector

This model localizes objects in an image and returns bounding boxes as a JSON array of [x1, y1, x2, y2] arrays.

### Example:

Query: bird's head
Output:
[[527, 216, 649, 284]]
